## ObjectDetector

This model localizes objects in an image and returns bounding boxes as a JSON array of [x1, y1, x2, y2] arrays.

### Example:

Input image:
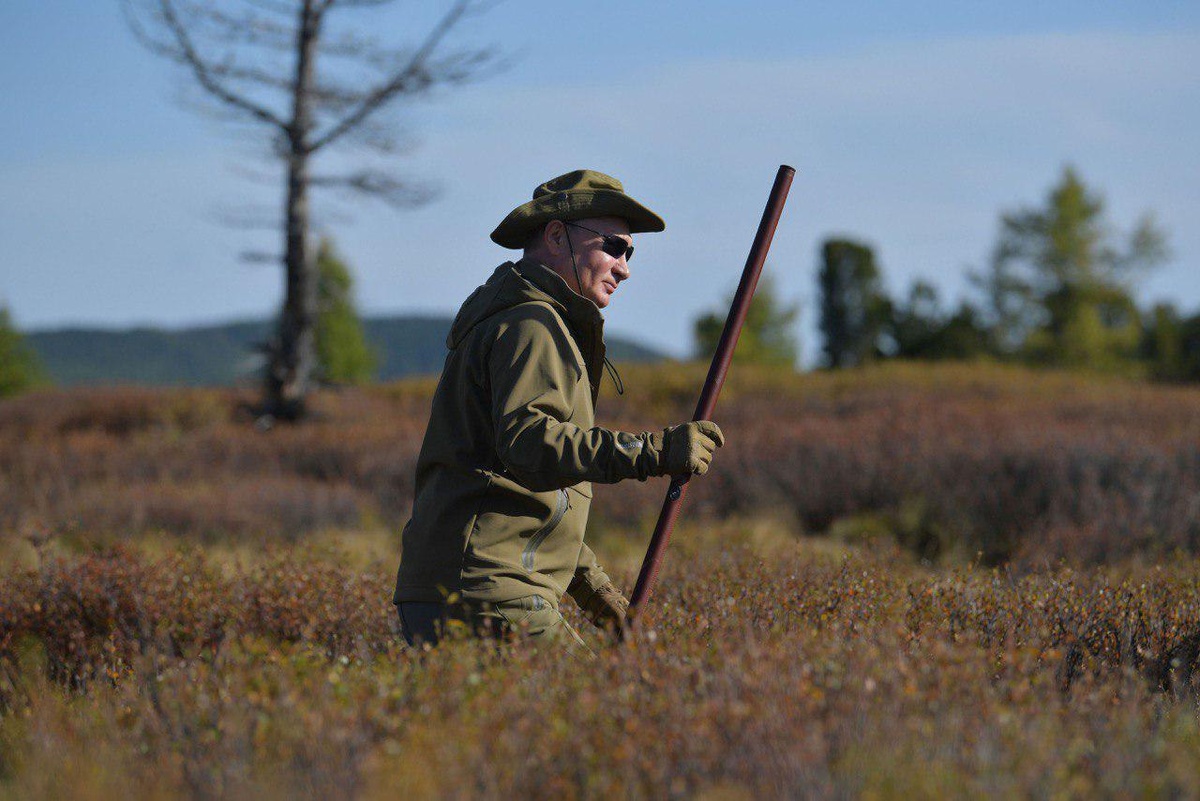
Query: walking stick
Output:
[[625, 165, 795, 632]]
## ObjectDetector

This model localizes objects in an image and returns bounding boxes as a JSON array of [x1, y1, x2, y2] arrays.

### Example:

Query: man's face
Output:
[[555, 216, 633, 309]]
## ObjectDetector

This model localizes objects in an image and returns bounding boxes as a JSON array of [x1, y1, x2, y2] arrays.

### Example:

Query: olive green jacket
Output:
[[393, 258, 666, 609]]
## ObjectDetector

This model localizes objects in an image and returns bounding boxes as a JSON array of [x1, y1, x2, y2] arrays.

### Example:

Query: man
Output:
[[392, 169, 724, 653]]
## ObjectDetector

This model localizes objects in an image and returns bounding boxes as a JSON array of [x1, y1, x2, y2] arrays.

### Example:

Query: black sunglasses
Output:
[[564, 221, 634, 262]]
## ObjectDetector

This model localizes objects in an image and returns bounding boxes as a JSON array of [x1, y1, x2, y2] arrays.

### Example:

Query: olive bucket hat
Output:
[[490, 169, 665, 249]]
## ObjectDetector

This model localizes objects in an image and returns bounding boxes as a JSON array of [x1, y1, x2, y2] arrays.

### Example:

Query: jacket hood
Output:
[[447, 258, 602, 350]]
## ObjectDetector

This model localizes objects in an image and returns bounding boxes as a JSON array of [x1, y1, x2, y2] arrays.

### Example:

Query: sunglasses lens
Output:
[[603, 237, 633, 262]]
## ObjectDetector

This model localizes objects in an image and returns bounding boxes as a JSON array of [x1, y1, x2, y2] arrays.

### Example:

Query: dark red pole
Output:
[[626, 165, 795, 628]]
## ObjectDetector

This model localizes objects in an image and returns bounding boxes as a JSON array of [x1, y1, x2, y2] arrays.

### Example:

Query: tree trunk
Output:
[[264, 0, 320, 422]]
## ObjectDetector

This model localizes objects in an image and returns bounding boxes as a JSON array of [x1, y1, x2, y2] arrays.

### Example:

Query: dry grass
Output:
[[5, 363, 1200, 567], [4, 364, 1200, 798], [3, 535, 1200, 798]]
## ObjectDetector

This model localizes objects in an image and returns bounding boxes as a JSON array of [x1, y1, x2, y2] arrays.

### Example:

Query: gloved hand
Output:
[[580, 582, 629, 634], [661, 420, 725, 477]]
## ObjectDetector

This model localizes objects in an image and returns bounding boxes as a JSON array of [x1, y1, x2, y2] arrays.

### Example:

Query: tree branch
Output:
[[321, 0, 398, 11], [122, 0, 188, 60], [180, 1, 297, 45], [337, 117, 410, 154], [307, 0, 483, 152], [314, 29, 398, 64], [240, 250, 282, 264], [243, 0, 301, 16], [207, 62, 364, 113], [309, 170, 436, 207], [154, 0, 289, 131]]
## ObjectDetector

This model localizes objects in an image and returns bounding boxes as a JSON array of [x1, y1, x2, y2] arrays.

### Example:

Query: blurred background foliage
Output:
[[7, 166, 1197, 395], [693, 274, 801, 367], [0, 306, 46, 398], [814, 166, 1190, 378], [314, 238, 378, 387]]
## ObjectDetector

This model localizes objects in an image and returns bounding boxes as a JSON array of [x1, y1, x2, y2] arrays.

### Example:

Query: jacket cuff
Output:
[[649, 430, 667, 476], [632, 430, 666, 480], [567, 571, 611, 608]]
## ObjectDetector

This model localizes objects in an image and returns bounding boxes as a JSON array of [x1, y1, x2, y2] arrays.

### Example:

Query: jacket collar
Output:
[[513, 257, 607, 402], [513, 258, 602, 326]]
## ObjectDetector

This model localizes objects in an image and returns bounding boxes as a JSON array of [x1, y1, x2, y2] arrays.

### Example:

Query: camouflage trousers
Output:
[[397, 595, 592, 659]]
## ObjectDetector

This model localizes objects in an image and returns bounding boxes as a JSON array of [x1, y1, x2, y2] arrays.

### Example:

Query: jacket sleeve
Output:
[[489, 305, 664, 491], [566, 542, 613, 608]]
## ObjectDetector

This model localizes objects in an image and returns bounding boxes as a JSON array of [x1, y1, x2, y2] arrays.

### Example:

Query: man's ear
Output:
[[543, 220, 566, 257]]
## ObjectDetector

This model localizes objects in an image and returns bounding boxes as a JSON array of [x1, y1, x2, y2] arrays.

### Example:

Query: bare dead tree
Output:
[[123, 0, 496, 421]]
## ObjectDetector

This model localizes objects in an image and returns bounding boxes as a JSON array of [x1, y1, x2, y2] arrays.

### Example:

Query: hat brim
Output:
[[490, 188, 665, 249]]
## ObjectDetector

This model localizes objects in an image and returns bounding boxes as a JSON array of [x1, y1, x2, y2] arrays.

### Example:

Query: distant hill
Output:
[[26, 316, 668, 386]]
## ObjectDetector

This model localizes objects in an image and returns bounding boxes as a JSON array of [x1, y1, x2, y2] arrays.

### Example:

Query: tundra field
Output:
[[3, 363, 1200, 798]]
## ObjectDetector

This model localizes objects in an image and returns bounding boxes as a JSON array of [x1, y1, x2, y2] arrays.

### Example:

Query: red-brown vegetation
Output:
[[3, 538, 1200, 797], [4, 364, 1199, 565], [3, 364, 1200, 797]]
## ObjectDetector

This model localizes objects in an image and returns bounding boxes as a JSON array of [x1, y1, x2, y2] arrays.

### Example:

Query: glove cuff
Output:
[[643, 430, 667, 477], [580, 582, 629, 628]]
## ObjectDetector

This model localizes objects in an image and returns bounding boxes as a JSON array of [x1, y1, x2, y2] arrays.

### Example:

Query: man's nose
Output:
[[613, 258, 630, 282]]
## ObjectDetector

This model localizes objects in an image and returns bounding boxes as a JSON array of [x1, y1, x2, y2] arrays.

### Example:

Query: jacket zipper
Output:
[[521, 489, 569, 571]]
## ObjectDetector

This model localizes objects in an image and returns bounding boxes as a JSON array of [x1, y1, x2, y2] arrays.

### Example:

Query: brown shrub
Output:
[[3, 364, 1200, 565], [0, 386, 422, 542], [3, 542, 1200, 797]]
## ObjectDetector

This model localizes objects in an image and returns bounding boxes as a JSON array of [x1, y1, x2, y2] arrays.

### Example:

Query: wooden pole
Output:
[[626, 165, 795, 629]]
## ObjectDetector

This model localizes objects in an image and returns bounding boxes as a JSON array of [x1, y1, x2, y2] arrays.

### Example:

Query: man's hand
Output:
[[662, 420, 725, 477], [581, 582, 629, 635]]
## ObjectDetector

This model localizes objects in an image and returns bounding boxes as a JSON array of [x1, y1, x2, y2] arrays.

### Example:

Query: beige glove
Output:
[[580, 582, 630, 634], [661, 420, 725, 477]]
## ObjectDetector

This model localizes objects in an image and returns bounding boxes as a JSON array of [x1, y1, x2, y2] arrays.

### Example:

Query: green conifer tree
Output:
[[314, 239, 377, 385], [0, 306, 47, 397], [1142, 303, 1184, 381], [983, 166, 1168, 369], [818, 239, 889, 368], [889, 282, 993, 361], [693, 274, 800, 367]]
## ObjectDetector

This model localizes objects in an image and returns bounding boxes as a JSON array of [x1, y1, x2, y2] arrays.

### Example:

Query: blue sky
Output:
[[2, 1, 1198, 364]]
